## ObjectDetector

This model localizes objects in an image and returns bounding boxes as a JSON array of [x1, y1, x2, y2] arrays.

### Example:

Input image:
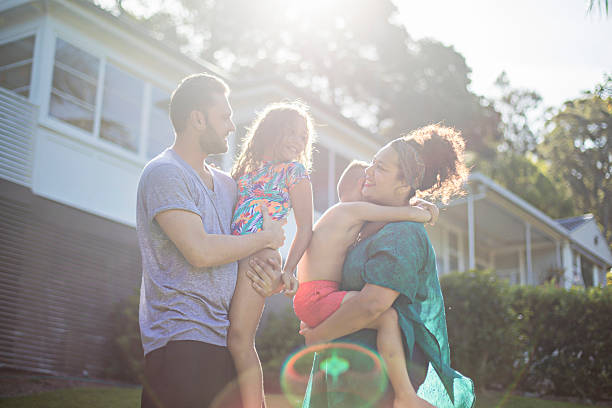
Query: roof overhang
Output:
[[2, 0, 229, 81], [467, 173, 611, 267]]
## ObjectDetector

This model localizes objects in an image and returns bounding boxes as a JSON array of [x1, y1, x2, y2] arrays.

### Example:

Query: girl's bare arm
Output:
[[282, 179, 314, 293]]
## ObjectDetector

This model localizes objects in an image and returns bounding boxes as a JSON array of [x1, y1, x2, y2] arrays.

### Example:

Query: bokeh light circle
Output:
[[281, 342, 388, 407]]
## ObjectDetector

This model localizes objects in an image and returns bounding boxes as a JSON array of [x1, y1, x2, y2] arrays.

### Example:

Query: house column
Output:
[[562, 241, 573, 289], [525, 222, 533, 285], [467, 192, 475, 270], [518, 249, 526, 285], [555, 241, 562, 269], [575, 253, 582, 285]]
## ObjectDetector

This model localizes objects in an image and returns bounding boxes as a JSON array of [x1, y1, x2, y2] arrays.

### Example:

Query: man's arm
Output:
[[339, 201, 436, 225], [155, 206, 285, 268], [300, 284, 399, 344]]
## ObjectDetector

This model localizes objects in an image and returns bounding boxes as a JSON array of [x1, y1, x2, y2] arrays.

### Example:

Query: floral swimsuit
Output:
[[231, 161, 309, 235]]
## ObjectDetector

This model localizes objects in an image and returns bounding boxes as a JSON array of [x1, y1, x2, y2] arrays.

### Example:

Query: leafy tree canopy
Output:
[[475, 153, 575, 220], [99, 0, 501, 155], [540, 75, 612, 243]]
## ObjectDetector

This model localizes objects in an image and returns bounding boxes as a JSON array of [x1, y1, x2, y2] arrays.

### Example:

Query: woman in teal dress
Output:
[[300, 124, 475, 408]]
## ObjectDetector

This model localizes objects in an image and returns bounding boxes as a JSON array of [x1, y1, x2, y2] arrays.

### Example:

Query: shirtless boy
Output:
[[293, 160, 438, 407]]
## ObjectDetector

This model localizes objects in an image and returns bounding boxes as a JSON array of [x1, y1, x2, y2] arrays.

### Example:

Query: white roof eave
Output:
[[470, 173, 612, 267]]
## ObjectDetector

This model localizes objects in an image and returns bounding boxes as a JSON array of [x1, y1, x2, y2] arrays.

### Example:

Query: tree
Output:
[[476, 153, 575, 219], [491, 72, 544, 155], [95, 0, 501, 155], [540, 75, 612, 244], [588, 0, 609, 15]]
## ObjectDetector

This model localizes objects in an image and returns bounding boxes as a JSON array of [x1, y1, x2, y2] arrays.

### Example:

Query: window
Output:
[[146, 86, 173, 158], [99, 64, 144, 152], [48, 37, 176, 159], [50, 38, 99, 132], [0, 35, 35, 98], [0, 36, 34, 98]]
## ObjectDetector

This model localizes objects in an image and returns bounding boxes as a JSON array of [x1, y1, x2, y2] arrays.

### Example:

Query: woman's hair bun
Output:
[[402, 124, 469, 203]]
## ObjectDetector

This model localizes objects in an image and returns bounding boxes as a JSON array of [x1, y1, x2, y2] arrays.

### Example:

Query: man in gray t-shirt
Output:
[[137, 74, 285, 408]]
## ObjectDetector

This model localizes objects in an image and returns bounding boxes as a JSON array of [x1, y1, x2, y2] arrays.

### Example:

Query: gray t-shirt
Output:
[[137, 149, 238, 355]]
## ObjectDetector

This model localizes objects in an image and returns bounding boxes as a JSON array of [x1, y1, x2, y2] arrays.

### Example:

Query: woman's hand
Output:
[[246, 257, 283, 297]]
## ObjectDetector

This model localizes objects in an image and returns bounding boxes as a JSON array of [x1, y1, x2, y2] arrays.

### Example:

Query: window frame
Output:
[[0, 28, 40, 102], [40, 28, 175, 166]]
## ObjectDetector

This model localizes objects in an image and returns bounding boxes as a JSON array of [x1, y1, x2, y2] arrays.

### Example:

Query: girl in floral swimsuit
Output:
[[228, 102, 315, 408]]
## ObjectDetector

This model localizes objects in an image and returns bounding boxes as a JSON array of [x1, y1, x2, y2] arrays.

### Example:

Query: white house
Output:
[[0, 0, 609, 379], [426, 173, 612, 288]]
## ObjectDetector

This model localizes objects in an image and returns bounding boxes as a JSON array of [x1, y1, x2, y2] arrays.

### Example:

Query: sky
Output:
[[396, 0, 612, 108]]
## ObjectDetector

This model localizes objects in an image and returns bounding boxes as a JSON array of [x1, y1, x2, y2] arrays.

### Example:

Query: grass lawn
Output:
[[0, 387, 608, 408]]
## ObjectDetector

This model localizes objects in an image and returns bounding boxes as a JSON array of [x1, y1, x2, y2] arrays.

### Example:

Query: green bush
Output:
[[441, 270, 523, 388], [105, 292, 143, 383], [441, 270, 612, 401], [107, 272, 612, 402], [256, 306, 304, 387], [510, 285, 612, 400], [105, 294, 303, 386]]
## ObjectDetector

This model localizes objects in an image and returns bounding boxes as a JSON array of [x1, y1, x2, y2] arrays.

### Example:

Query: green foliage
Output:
[[95, 0, 502, 156], [541, 75, 612, 244], [105, 296, 303, 388], [510, 285, 612, 399], [0, 387, 140, 408], [256, 306, 304, 375], [492, 71, 544, 155], [441, 270, 523, 388], [0, 387, 601, 408], [476, 152, 575, 219], [587, 0, 609, 15], [441, 271, 612, 401], [105, 293, 143, 384]]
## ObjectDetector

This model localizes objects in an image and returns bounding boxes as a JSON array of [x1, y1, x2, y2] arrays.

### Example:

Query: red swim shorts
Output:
[[293, 280, 348, 328]]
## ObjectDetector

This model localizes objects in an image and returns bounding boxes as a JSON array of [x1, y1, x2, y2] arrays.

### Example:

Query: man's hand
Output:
[[246, 257, 283, 297], [260, 205, 286, 249], [281, 272, 298, 297], [411, 198, 439, 225]]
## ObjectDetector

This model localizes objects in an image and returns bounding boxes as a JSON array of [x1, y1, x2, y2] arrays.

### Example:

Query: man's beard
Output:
[[198, 126, 228, 155]]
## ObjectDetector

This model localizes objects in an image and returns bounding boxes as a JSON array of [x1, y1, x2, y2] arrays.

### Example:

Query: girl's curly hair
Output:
[[231, 101, 315, 180]]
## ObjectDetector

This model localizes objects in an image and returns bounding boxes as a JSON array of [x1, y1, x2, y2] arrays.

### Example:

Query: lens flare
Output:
[[281, 343, 388, 408]]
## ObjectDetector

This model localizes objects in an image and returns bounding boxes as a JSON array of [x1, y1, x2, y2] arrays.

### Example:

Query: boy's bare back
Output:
[[297, 203, 368, 283]]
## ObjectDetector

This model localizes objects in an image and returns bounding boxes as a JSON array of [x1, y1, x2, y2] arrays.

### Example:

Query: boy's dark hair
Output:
[[169, 73, 229, 133]]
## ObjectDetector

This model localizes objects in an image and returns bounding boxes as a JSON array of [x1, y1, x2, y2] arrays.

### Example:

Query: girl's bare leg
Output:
[[341, 292, 423, 408], [228, 248, 281, 408]]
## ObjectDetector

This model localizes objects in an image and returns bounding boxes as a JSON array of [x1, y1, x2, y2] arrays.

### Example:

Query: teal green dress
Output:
[[303, 222, 475, 408]]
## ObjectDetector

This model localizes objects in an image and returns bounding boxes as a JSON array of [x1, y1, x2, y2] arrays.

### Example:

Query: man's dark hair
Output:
[[169, 73, 230, 133]]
